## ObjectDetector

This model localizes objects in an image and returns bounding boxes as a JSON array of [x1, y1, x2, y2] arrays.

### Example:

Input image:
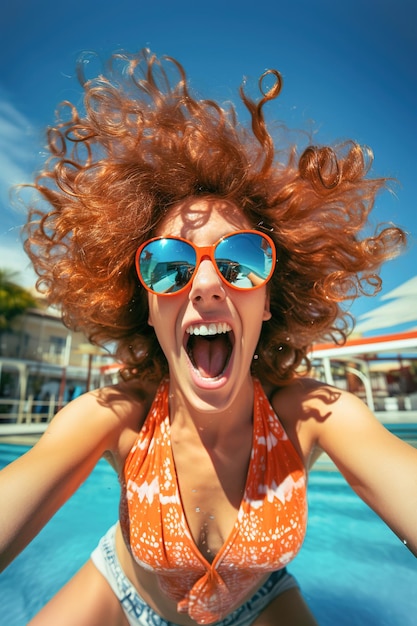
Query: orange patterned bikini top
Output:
[[120, 378, 307, 625]]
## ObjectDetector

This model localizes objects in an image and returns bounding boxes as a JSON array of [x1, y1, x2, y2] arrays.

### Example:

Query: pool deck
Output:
[[1, 410, 416, 472]]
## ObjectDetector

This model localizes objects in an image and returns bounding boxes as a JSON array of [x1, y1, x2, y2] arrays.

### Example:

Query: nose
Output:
[[189, 257, 226, 304]]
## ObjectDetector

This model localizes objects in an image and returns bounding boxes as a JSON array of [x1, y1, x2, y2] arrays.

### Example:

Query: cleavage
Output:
[[170, 431, 252, 563]]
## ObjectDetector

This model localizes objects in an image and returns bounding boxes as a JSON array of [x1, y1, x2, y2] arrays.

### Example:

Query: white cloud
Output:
[[354, 276, 417, 334], [0, 87, 41, 287], [380, 275, 417, 301], [0, 97, 40, 205]]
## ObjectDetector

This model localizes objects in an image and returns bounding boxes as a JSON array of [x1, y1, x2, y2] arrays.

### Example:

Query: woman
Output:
[[0, 49, 416, 626]]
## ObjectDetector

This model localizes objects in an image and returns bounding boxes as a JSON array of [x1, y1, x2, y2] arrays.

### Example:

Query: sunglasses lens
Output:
[[138, 238, 196, 293], [215, 233, 274, 289], [137, 231, 275, 294]]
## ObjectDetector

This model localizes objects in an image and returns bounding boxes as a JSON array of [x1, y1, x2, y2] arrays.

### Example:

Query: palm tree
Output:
[[0, 269, 37, 355]]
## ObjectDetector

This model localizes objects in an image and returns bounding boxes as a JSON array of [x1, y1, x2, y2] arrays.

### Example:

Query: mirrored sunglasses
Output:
[[135, 230, 276, 295]]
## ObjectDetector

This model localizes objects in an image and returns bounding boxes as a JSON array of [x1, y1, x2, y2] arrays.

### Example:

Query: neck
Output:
[[167, 375, 255, 444]]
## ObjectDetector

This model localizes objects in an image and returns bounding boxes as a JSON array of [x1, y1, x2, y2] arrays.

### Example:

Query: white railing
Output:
[[0, 395, 60, 425]]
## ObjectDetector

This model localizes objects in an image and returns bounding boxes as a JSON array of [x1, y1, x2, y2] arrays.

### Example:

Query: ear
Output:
[[263, 292, 272, 321]]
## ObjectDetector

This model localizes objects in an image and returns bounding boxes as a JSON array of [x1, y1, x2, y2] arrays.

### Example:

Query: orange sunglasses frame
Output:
[[135, 229, 276, 296]]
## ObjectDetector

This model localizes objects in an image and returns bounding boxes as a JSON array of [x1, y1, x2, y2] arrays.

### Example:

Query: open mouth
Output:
[[185, 322, 233, 379]]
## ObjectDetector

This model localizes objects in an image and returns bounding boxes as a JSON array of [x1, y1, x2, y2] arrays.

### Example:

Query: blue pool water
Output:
[[1, 444, 416, 625]]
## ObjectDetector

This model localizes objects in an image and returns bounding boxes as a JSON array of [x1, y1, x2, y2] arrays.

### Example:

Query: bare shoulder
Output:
[[89, 375, 159, 428], [38, 376, 159, 470], [270, 375, 386, 429], [268, 377, 386, 468], [270, 376, 344, 422]]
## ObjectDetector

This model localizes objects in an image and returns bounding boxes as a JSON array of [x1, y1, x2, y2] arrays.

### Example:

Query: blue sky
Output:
[[1, 0, 416, 335]]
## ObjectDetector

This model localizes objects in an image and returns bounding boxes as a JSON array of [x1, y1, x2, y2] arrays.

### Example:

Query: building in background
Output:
[[310, 330, 417, 413], [2, 305, 417, 428], [0, 304, 114, 424]]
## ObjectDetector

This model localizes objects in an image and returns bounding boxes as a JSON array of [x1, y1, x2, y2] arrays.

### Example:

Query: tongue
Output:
[[190, 335, 231, 379]]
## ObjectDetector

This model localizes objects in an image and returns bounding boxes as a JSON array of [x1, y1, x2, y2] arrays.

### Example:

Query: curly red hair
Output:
[[22, 49, 406, 384]]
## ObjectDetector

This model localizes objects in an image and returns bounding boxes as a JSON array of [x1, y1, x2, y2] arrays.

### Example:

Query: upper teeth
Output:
[[186, 322, 231, 336]]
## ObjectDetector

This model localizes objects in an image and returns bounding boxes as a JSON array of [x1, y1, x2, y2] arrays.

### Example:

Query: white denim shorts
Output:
[[91, 524, 299, 626]]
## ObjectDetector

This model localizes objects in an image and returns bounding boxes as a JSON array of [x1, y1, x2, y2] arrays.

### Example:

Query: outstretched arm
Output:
[[316, 389, 417, 556], [0, 391, 123, 572]]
